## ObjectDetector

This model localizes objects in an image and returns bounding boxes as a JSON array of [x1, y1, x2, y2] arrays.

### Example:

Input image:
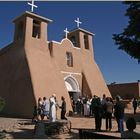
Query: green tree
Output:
[[113, 2, 140, 63]]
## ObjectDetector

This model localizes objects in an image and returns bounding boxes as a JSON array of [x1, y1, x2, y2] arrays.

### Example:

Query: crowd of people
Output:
[[32, 94, 67, 122], [71, 94, 140, 138], [32, 93, 140, 138], [71, 94, 119, 132]]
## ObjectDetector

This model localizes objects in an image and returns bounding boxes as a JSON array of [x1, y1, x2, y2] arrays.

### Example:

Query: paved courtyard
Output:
[[0, 106, 140, 139]]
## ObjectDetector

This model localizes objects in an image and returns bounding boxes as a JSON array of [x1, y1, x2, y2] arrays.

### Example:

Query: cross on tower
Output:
[[74, 17, 82, 28], [27, 0, 38, 12], [64, 28, 69, 39]]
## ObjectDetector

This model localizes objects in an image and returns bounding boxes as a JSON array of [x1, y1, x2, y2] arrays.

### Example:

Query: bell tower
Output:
[[13, 11, 52, 47], [68, 18, 95, 59]]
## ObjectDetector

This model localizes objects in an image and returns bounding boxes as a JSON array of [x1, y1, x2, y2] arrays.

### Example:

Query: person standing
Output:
[[101, 94, 106, 105], [132, 98, 138, 114], [42, 97, 50, 120], [91, 95, 98, 116], [105, 97, 113, 131], [94, 97, 103, 131], [86, 98, 91, 117], [59, 96, 67, 120], [101, 94, 107, 118], [71, 97, 76, 113], [114, 96, 125, 133], [76, 98, 83, 115], [83, 97, 88, 117], [37, 97, 43, 120], [49, 94, 57, 122]]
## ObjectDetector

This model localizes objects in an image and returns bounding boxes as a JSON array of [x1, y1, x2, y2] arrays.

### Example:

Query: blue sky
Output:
[[0, 1, 140, 84]]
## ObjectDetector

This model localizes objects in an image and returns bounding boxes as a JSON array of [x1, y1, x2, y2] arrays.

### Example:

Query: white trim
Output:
[[70, 28, 95, 36], [51, 40, 61, 44], [68, 90, 81, 93], [50, 38, 81, 50], [64, 75, 80, 92], [61, 71, 81, 76], [73, 46, 81, 50], [13, 11, 53, 23], [61, 38, 74, 47]]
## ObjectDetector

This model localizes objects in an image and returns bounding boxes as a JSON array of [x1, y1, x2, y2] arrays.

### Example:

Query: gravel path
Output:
[[0, 118, 34, 139]]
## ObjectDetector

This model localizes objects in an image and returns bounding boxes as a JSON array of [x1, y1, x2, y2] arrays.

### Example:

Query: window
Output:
[[32, 20, 40, 38], [70, 36, 77, 47], [66, 52, 73, 67], [84, 34, 89, 49], [17, 21, 24, 40]]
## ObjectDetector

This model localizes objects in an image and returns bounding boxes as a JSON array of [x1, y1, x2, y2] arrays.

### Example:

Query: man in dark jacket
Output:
[[59, 96, 67, 120], [94, 97, 103, 131], [132, 98, 138, 114], [114, 96, 125, 133]]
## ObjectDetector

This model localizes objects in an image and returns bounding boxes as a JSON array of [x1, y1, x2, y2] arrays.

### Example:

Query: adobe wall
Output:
[[24, 37, 72, 118], [0, 43, 36, 117], [50, 38, 110, 98], [108, 82, 140, 99]]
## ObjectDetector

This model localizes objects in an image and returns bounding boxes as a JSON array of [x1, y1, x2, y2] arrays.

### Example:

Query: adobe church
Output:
[[0, 5, 110, 117]]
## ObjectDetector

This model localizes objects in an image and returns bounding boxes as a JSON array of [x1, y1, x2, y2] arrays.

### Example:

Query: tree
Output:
[[113, 2, 140, 63]]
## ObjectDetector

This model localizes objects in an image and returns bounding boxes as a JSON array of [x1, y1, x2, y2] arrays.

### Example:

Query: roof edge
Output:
[[69, 27, 95, 36], [13, 11, 53, 23]]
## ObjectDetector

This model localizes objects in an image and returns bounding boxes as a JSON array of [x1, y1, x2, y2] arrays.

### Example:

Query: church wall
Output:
[[51, 39, 82, 72], [50, 38, 110, 98], [50, 40, 84, 94], [24, 38, 72, 117], [81, 56, 110, 97], [82, 73, 92, 98], [0, 44, 36, 117]]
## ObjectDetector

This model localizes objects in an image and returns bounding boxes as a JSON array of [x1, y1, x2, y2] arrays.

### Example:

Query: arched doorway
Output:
[[64, 75, 80, 110]]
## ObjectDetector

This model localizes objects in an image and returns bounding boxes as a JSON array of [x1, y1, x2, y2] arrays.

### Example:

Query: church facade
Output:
[[0, 11, 110, 117]]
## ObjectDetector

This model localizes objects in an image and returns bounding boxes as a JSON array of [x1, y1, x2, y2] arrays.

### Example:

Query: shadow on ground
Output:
[[47, 130, 79, 139], [5, 119, 35, 139], [6, 128, 34, 139]]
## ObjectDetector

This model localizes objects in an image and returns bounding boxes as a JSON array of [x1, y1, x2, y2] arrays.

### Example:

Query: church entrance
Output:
[[64, 75, 80, 112], [68, 91, 79, 102]]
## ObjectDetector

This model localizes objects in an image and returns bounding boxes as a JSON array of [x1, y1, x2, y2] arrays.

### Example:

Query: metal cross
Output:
[[27, 0, 38, 12], [64, 28, 69, 39], [74, 17, 82, 28]]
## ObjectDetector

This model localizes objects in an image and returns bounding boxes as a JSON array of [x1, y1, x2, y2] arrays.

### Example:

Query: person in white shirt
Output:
[[49, 94, 57, 122]]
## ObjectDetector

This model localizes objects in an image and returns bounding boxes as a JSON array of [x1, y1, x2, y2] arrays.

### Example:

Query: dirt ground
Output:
[[0, 106, 140, 139]]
